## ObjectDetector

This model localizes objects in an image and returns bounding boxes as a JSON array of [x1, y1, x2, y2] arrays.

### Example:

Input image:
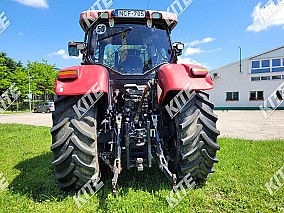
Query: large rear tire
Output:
[[167, 91, 220, 182], [50, 96, 99, 190]]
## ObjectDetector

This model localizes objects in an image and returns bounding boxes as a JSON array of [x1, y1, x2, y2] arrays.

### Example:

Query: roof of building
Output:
[[210, 45, 284, 72]]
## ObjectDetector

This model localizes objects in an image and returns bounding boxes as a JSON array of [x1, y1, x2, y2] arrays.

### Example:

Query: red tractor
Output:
[[51, 9, 220, 195]]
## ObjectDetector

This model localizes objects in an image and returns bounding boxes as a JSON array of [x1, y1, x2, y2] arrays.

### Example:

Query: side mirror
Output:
[[172, 42, 184, 56], [68, 41, 86, 57]]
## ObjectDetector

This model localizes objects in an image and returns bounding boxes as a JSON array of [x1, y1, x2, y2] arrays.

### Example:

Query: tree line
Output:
[[0, 52, 59, 110]]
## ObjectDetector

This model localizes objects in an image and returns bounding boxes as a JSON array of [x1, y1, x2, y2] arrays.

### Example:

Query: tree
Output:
[[0, 52, 25, 111], [0, 52, 58, 107], [26, 60, 58, 100], [0, 52, 18, 93]]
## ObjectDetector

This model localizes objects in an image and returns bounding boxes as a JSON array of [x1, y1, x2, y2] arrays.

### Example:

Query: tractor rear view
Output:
[[50, 9, 220, 195]]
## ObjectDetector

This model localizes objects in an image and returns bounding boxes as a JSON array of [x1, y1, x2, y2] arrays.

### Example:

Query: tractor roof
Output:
[[79, 9, 178, 32]]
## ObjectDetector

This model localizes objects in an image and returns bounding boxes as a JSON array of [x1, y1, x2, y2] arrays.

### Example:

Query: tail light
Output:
[[58, 70, 78, 80], [191, 67, 208, 76]]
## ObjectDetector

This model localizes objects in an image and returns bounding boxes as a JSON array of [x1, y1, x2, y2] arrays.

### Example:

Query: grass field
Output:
[[0, 124, 283, 213]]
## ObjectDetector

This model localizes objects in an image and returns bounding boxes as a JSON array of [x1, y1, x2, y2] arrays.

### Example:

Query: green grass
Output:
[[0, 124, 283, 213]]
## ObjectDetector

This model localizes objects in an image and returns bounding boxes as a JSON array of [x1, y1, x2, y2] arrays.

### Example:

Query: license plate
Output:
[[115, 10, 146, 18]]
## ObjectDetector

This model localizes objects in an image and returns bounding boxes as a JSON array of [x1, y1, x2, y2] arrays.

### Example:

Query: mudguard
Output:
[[157, 64, 214, 102], [54, 65, 109, 95]]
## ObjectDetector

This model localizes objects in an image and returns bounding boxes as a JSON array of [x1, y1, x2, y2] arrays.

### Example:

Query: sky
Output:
[[0, 0, 283, 71]]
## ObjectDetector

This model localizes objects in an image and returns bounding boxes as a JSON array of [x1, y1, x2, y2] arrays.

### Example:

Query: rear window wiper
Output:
[[97, 27, 133, 42]]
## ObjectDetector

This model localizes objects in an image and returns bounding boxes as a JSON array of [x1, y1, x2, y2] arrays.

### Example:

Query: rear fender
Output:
[[54, 65, 109, 95], [157, 64, 214, 103]]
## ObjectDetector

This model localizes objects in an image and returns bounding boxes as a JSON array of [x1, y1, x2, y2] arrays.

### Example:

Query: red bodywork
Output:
[[157, 64, 214, 103], [54, 65, 109, 95], [54, 64, 213, 100]]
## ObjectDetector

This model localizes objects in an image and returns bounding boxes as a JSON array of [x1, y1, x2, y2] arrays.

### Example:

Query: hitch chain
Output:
[[151, 115, 167, 169], [151, 115, 177, 186], [100, 154, 114, 171], [112, 114, 122, 196]]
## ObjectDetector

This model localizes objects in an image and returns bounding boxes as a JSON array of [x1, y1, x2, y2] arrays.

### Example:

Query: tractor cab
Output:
[[68, 9, 184, 75]]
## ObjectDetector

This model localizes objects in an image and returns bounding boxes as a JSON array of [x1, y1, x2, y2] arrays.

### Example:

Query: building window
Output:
[[251, 77, 260, 81], [261, 76, 270, 80], [272, 59, 281, 67], [262, 60, 270, 68], [272, 75, 281, 80], [249, 91, 264, 101], [226, 92, 239, 101], [251, 59, 272, 74], [252, 61, 260, 69], [251, 68, 270, 74], [272, 67, 284, 72], [258, 91, 264, 100]]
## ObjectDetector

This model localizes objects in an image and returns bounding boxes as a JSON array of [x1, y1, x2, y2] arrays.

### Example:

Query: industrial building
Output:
[[207, 45, 284, 110]]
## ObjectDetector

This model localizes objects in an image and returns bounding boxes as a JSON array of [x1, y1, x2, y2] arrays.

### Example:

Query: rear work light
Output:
[[98, 12, 109, 19], [58, 70, 78, 80], [191, 67, 208, 76], [152, 12, 162, 19]]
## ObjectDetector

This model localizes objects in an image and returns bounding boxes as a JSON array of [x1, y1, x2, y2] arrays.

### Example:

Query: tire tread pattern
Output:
[[178, 91, 220, 181], [50, 96, 99, 190]]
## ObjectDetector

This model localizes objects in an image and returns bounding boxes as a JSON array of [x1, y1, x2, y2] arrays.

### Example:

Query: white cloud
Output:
[[184, 47, 204, 56], [177, 57, 199, 64], [178, 57, 210, 69], [18, 32, 24, 36], [183, 37, 219, 56], [184, 47, 221, 56], [173, 37, 219, 68], [185, 37, 215, 47], [13, 0, 49, 9], [47, 49, 65, 57], [246, 1, 284, 32], [47, 49, 82, 60], [206, 48, 222, 53]]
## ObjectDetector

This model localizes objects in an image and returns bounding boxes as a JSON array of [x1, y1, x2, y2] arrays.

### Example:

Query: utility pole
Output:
[[28, 69, 31, 112], [238, 46, 242, 73]]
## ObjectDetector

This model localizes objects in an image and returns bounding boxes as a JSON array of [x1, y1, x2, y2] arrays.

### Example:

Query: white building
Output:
[[207, 45, 284, 110]]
